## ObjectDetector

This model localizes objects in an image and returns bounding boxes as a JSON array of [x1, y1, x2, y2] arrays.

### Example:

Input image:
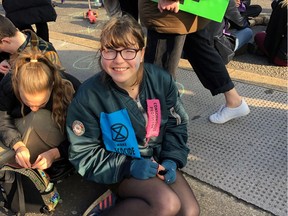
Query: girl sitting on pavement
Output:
[[67, 15, 200, 216]]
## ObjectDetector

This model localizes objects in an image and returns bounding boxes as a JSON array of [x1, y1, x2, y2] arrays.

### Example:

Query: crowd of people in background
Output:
[[0, 0, 286, 215]]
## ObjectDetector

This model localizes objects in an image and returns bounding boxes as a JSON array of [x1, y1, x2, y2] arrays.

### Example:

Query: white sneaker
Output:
[[209, 99, 250, 124]]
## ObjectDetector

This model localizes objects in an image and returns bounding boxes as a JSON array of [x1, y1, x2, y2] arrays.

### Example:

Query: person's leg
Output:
[[184, 29, 235, 96], [102, 0, 122, 17], [254, 32, 268, 56], [171, 171, 200, 216], [16, 24, 34, 32], [145, 29, 186, 79], [15, 109, 65, 163], [242, 5, 262, 18], [35, 22, 49, 42], [119, 0, 138, 20], [105, 177, 181, 216], [233, 27, 253, 51], [184, 29, 250, 123]]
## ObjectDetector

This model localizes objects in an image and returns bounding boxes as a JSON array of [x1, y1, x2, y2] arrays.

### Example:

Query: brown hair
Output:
[[11, 48, 75, 133], [99, 15, 145, 86], [0, 15, 17, 41]]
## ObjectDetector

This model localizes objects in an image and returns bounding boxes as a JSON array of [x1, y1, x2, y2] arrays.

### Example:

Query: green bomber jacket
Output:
[[66, 63, 190, 184]]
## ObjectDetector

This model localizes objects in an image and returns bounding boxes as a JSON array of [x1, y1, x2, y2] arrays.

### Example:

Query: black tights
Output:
[[105, 171, 200, 216]]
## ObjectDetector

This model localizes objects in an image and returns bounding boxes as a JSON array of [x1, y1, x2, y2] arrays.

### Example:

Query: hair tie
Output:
[[30, 59, 38, 63]]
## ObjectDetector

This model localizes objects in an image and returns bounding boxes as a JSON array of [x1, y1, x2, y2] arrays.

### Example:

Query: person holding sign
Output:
[[67, 15, 200, 216], [139, 0, 250, 124]]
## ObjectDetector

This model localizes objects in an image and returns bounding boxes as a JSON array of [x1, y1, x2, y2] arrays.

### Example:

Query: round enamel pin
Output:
[[72, 120, 85, 136]]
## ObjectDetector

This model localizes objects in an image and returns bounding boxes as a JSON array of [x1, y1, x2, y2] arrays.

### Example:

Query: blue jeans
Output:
[[145, 28, 234, 96], [233, 27, 253, 51]]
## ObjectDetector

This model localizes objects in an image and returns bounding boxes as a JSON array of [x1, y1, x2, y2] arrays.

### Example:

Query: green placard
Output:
[[151, 0, 229, 22]]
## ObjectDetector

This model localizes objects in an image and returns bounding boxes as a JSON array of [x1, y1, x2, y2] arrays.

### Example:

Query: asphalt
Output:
[[0, 0, 287, 215]]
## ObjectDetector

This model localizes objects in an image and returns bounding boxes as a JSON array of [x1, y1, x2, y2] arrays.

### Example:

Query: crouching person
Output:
[[0, 48, 80, 177]]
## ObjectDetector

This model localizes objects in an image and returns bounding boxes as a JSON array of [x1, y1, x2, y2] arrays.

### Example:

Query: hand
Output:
[[14, 145, 31, 168], [161, 159, 177, 184], [235, 0, 241, 7], [158, 0, 179, 13], [32, 148, 60, 170], [0, 60, 11, 75], [130, 158, 159, 180], [157, 164, 166, 180]]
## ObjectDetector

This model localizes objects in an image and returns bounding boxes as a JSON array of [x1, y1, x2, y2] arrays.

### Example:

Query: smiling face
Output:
[[99, 15, 146, 89], [100, 47, 145, 88]]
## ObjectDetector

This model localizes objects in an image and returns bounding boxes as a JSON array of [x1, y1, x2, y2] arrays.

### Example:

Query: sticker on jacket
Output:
[[145, 99, 161, 144], [100, 109, 141, 159]]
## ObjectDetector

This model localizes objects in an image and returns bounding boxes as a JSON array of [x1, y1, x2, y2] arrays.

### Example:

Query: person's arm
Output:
[[0, 74, 23, 149], [226, 0, 249, 29], [0, 74, 33, 167], [241, 0, 251, 7], [67, 93, 131, 184], [159, 74, 190, 168]]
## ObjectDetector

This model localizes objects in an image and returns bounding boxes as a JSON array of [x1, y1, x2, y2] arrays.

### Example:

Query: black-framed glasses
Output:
[[101, 48, 141, 60]]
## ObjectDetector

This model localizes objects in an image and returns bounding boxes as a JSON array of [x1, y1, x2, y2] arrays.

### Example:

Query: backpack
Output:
[[0, 165, 60, 215], [214, 33, 236, 65]]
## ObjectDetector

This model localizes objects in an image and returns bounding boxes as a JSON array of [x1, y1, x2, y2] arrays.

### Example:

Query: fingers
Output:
[[157, 164, 166, 180], [0, 60, 11, 74], [158, 0, 179, 13], [32, 155, 49, 170], [147, 160, 158, 177], [15, 148, 31, 168]]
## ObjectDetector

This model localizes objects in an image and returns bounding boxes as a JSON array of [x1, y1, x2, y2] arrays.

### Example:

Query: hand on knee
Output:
[[130, 158, 158, 180], [161, 159, 177, 184]]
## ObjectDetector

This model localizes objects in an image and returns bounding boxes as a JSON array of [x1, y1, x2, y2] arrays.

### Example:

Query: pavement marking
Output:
[[179, 59, 287, 92], [51, 31, 287, 92], [50, 31, 100, 50]]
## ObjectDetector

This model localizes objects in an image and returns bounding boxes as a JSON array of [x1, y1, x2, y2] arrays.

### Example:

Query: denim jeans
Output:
[[145, 28, 234, 96], [233, 27, 253, 51]]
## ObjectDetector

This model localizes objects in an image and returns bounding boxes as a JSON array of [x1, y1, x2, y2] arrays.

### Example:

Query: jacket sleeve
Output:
[[242, 0, 251, 7], [159, 74, 190, 168], [66, 95, 131, 184], [226, 0, 249, 29], [0, 75, 22, 148], [0, 52, 10, 63]]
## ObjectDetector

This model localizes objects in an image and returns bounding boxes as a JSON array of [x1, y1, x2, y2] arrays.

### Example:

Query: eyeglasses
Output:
[[101, 48, 141, 60]]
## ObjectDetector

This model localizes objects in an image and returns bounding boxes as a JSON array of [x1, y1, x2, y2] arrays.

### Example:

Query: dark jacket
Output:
[[0, 72, 81, 159], [2, 0, 57, 27], [67, 63, 190, 184], [0, 30, 63, 77], [264, 0, 287, 62]]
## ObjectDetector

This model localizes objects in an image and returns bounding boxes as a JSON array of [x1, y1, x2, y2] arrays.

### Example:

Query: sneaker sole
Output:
[[82, 189, 113, 216]]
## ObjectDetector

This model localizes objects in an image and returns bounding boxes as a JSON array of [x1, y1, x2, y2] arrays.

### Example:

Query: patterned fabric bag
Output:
[[0, 165, 60, 215]]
